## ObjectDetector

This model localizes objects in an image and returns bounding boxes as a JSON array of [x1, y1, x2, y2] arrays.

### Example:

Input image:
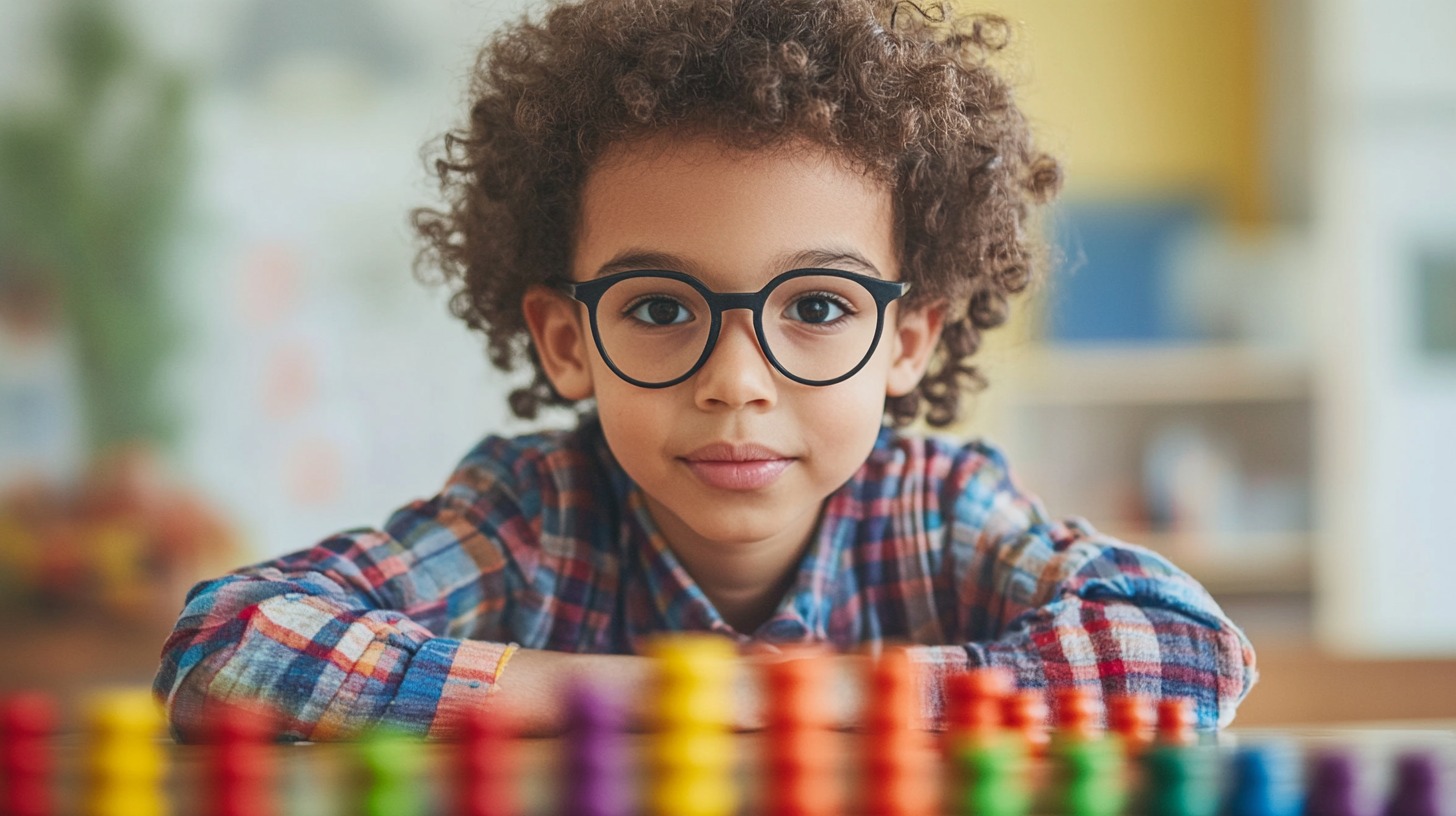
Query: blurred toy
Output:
[[0, 444, 240, 622]]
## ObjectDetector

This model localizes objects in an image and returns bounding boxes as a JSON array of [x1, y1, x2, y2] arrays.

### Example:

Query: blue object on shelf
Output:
[[1045, 197, 1210, 343]]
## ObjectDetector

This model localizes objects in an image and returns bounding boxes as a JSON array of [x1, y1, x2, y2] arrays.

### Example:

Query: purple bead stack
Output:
[[1303, 751, 1364, 816], [565, 681, 632, 816], [1384, 751, 1446, 816]]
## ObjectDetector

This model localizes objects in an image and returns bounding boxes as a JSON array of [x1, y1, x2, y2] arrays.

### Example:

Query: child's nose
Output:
[[691, 311, 778, 411]]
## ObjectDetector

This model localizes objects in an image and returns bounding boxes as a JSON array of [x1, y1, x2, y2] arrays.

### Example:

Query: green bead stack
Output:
[[1141, 743, 1220, 816], [357, 729, 428, 816], [951, 736, 1031, 816], [1049, 736, 1126, 816]]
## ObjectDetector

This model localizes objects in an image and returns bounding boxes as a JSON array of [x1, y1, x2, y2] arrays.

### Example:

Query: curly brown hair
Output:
[[413, 0, 1062, 428]]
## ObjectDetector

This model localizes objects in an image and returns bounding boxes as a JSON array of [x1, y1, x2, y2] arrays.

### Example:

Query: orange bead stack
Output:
[[862, 649, 936, 816], [763, 654, 838, 816]]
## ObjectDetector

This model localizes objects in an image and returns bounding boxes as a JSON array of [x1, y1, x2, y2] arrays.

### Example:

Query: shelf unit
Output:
[[963, 341, 1318, 625], [1100, 530, 1312, 597], [999, 344, 1311, 406]]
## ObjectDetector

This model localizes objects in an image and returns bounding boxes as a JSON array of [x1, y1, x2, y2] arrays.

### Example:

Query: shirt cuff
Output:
[[384, 638, 518, 738]]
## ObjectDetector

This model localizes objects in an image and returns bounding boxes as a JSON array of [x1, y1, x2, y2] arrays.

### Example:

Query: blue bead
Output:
[[1223, 743, 1303, 816]]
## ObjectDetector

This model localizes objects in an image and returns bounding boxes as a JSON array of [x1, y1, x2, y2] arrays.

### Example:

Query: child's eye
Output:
[[782, 293, 852, 324], [624, 296, 694, 326]]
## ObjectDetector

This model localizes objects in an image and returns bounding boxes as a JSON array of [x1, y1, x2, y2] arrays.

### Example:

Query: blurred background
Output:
[[1, 0, 1453, 727]]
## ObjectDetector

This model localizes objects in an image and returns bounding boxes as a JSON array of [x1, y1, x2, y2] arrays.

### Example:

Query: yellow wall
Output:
[[969, 0, 1265, 224]]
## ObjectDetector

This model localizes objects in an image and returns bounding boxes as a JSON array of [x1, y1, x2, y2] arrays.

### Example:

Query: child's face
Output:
[[525, 132, 941, 555]]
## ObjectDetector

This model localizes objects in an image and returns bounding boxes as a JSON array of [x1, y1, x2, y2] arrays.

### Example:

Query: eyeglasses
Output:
[[558, 268, 911, 388]]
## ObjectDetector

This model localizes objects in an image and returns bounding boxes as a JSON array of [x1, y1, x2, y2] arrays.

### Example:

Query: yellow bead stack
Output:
[[645, 634, 737, 816], [86, 690, 168, 816]]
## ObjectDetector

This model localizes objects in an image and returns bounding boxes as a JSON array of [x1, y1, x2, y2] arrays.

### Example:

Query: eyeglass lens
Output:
[[592, 274, 883, 384]]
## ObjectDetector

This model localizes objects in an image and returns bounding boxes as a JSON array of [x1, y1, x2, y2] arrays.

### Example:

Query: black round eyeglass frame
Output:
[[557, 267, 912, 389]]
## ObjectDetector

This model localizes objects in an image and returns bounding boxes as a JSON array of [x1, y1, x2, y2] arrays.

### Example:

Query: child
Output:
[[155, 0, 1255, 740]]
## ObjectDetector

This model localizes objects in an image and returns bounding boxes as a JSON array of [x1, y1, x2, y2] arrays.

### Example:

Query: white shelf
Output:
[[999, 344, 1312, 406]]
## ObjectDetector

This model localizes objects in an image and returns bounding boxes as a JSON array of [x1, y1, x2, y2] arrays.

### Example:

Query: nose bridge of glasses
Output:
[[712, 291, 763, 313], [710, 300, 766, 353], [701, 294, 774, 375]]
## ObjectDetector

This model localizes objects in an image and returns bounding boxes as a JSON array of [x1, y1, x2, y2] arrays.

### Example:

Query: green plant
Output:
[[0, 0, 190, 452]]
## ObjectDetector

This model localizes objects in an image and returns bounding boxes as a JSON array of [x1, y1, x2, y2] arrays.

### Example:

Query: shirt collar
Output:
[[586, 414, 875, 649]]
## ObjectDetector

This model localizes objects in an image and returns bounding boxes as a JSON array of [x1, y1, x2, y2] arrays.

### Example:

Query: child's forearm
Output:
[[489, 648, 655, 735]]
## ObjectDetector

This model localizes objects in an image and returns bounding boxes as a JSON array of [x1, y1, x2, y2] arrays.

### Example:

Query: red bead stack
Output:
[[204, 703, 278, 816], [1154, 698, 1197, 747], [945, 667, 1013, 745], [1106, 693, 1155, 756], [1, 693, 56, 816], [763, 654, 838, 816], [862, 649, 935, 816], [1000, 689, 1050, 758], [455, 706, 518, 816], [1051, 687, 1101, 742]]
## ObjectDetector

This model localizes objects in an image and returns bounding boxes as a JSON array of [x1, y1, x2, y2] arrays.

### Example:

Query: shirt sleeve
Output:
[[153, 442, 535, 742], [929, 439, 1258, 730]]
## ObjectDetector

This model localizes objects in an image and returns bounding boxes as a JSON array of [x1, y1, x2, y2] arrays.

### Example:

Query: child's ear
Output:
[[522, 284, 594, 401], [885, 301, 946, 397]]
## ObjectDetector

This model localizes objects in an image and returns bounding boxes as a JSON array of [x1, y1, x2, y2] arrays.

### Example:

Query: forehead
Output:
[[572, 133, 899, 287]]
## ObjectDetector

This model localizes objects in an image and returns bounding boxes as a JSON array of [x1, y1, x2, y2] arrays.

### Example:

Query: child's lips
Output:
[[682, 458, 793, 490]]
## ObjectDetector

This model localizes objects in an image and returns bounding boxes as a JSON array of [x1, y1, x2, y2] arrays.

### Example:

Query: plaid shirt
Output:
[[155, 415, 1256, 740]]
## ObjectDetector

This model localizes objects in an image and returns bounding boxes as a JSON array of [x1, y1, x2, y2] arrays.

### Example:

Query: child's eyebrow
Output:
[[592, 247, 884, 279], [777, 248, 884, 279], [593, 249, 701, 278]]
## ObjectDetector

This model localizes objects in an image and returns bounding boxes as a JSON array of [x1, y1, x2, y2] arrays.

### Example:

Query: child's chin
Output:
[[682, 512, 797, 546]]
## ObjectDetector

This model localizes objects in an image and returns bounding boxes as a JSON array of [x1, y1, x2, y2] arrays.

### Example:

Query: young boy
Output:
[[155, 0, 1256, 740]]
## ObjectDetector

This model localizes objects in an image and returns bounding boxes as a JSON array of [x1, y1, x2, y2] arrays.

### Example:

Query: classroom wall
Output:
[[975, 0, 1265, 223]]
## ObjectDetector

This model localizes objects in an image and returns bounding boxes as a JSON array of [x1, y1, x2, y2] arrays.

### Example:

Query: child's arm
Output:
[[154, 526, 662, 739], [914, 440, 1257, 730], [154, 519, 519, 740], [154, 433, 595, 740], [962, 527, 1254, 729], [155, 546, 841, 739]]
